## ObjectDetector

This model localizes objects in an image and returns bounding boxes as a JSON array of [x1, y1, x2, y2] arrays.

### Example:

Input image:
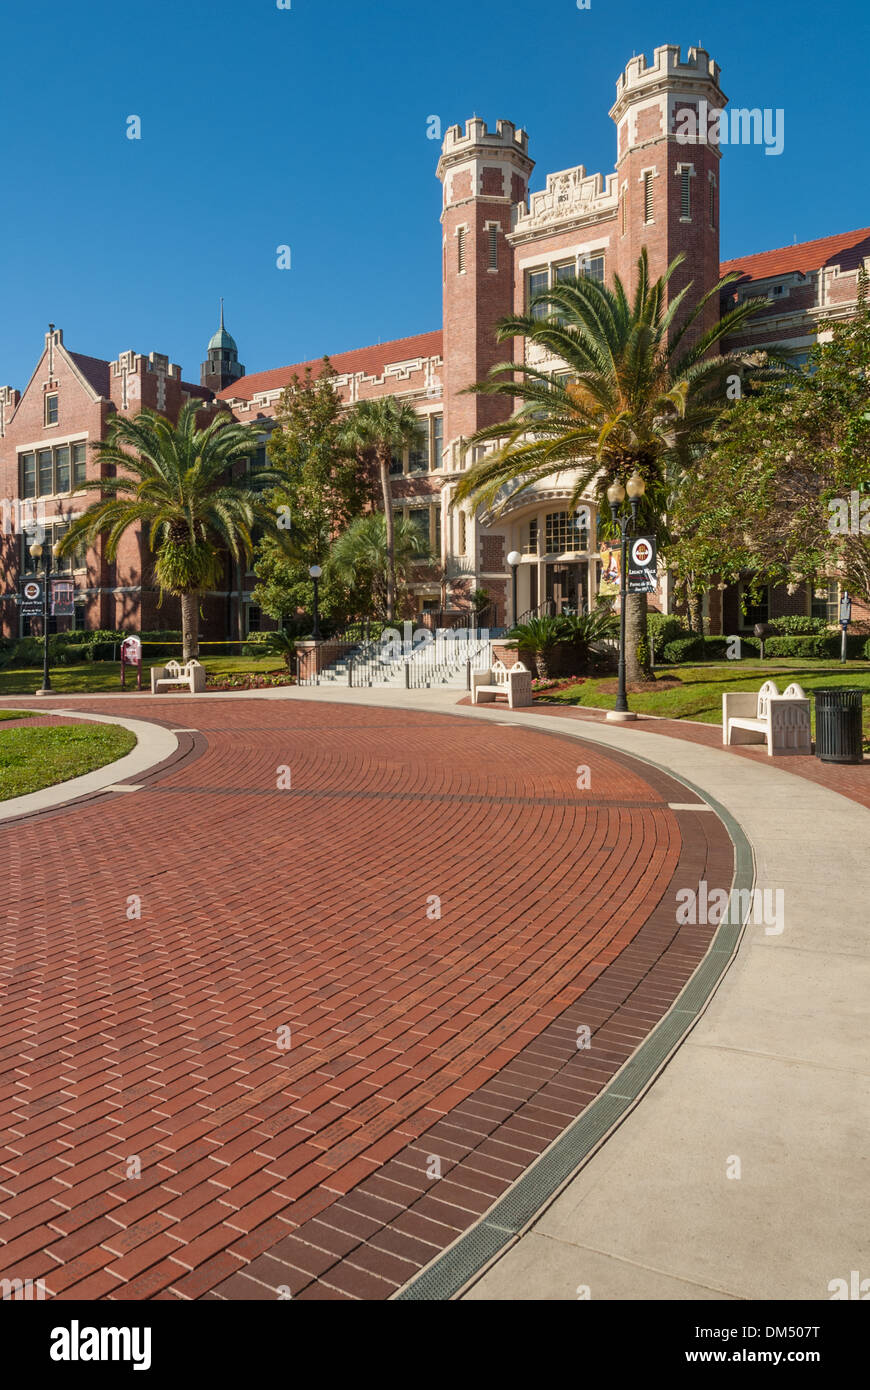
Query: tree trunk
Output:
[[181, 591, 200, 661], [688, 589, 703, 635], [536, 648, 551, 681], [378, 450, 397, 622], [625, 591, 652, 683]]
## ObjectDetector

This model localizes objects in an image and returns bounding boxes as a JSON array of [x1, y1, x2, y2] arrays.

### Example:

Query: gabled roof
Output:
[[68, 351, 110, 397], [217, 329, 443, 402], [720, 227, 870, 283]]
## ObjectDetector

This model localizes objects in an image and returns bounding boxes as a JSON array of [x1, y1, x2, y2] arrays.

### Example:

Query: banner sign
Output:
[[627, 535, 657, 594], [598, 544, 621, 598], [51, 580, 75, 617], [19, 577, 44, 618]]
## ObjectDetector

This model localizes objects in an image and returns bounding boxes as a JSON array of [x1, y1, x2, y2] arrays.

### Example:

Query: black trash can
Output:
[[813, 688, 864, 764]]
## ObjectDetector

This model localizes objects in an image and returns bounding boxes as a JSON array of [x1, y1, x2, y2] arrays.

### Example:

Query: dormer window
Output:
[[45, 393, 58, 426]]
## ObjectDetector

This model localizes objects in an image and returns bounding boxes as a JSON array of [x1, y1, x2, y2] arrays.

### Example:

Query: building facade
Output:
[[2, 43, 868, 640]]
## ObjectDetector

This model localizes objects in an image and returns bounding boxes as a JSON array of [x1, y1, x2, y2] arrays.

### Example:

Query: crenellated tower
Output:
[[437, 118, 534, 451], [610, 45, 726, 337]]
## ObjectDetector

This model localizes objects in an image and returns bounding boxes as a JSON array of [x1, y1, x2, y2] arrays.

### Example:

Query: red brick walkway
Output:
[[509, 699, 870, 810], [0, 698, 732, 1299]]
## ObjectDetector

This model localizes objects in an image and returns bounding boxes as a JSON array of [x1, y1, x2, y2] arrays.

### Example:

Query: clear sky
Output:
[[1, 0, 867, 390]]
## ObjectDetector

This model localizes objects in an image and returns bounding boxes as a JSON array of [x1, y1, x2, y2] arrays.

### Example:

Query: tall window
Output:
[[528, 269, 549, 320], [432, 414, 443, 469], [811, 583, 839, 625], [20, 442, 86, 498], [680, 167, 692, 220], [487, 224, 498, 270], [523, 519, 539, 555], [458, 509, 467, 555], [580, 254, 605, 283], [392, 416, 442, 475], [742, 585, 769, 628], [20, 522, 84, 575], [44, 394, 58, 425], [621, 188, 627, 235], [408, 420, 430, 473], [643, 172, 654, 223], [407, 505, 431, 547], [457, 227, 466, 274], [709, 177, 716, 229]]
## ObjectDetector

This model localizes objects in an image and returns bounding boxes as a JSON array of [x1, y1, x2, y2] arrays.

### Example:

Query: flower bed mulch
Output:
[[531, 677, 587, 698], [205, 670, 295, 692]]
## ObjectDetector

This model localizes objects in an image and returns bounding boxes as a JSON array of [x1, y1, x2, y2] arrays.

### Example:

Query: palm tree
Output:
[[56, 402, 271, 660], [454, 250, 770, 682], [329, 512, 432, 619], [505, 615, 565, 680], [338, 398, 425, 620]]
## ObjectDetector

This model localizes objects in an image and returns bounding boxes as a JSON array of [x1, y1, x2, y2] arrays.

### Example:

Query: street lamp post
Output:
[[507, 550, 521, 627], [29, 540, 61, 696], [309, 564, 322, 641], [605, 472, 646, 723]]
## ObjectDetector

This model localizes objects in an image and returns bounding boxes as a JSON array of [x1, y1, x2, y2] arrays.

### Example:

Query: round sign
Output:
[[23, 581, 41, 601], [631, 537, 653, 567]]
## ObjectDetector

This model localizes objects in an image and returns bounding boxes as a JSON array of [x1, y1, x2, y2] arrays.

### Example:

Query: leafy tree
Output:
[[455, 250, 767, 681], [669, 275, 870, 609], [56, 403, 268, 659], [339, 398, 425, 620], [252, 359, 371, 626], [328, 513, 432, 620]]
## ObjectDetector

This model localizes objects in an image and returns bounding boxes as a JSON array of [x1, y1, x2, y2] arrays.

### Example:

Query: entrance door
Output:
[[546, 562, 586, 614]]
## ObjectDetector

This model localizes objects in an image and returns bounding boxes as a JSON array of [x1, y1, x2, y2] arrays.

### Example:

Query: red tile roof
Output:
[[720, 227, 870, 283], [217, 330, 443, 402]]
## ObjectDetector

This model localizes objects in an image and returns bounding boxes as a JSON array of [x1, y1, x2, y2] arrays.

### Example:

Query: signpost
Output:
[[120, 635, 142, 690], [627, 535, 657, 594], [839, 591, 852, 664]]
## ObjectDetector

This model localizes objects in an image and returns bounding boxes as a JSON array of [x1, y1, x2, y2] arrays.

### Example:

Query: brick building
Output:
[[2, 43, 868, 640]]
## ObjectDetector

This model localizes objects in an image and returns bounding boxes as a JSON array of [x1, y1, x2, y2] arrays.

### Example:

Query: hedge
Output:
[[763, 634, 840, 658], [662, 634, 762, 663], [769, 615, 828, 635]]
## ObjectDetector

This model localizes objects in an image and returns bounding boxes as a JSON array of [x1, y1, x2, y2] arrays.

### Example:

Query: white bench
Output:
[[471, 658, 533, 709], [150, 659, 206, 694], [723, 680, 811, 756]]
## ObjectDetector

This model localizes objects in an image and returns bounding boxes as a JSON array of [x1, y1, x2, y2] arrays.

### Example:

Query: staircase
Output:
[[299, 628, 494, 690]]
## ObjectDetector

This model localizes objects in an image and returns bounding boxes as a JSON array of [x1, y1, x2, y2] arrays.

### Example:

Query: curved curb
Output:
[[393, 731, 754, 1301], [0, 710, 178, 824]]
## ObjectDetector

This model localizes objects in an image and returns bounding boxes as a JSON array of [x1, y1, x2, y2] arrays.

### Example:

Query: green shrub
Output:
[[662, 634, 761, 663], [770, 615, 828, 635], [662, 635, 705, 663], [647, 613, 688, 660], [10, 636, 46, 666], [48, 635, 88, 664], [764, 634, 839, 658]]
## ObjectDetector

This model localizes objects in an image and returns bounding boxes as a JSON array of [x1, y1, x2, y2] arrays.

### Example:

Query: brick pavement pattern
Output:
[[0, 698, 732, 1299]]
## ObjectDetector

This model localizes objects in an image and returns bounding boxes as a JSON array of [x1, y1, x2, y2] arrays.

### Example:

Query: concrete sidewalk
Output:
[[276, 685, 870, 1300]]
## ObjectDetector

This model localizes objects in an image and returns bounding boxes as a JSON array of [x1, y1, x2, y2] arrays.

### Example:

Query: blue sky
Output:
[[1, 0, 867, 389]]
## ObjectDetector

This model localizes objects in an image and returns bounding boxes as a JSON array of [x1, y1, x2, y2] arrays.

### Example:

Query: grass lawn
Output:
[[542, 659, 870, 743], [0, 710, 44, 721], [0, 655, 279, 697], [0, 722, 137, 800]]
